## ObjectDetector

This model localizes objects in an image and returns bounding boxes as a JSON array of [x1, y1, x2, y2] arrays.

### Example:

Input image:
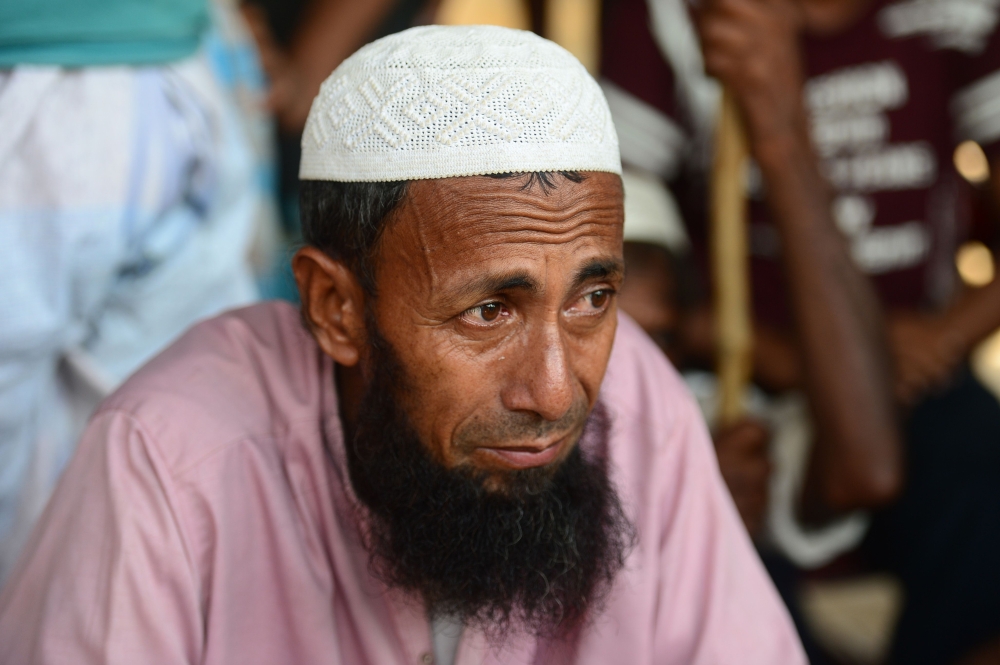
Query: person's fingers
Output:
[[698, 3, 796, 90], [743, 485, 768, 515], [733, 490, 767, 535], [932, 338, 962, 374], [715, 417, 772, 536], [700, 0, 768, 20], [698, 17, 754, 57], [721, 465, 769, 535], [756, 0, 801, 20], [894, 375, 917, 405], [895, 355, 937, 404], [715, 418, 770, 454], [718, 455, 770, 496], [741, 451, 771, 485], [697, 0, 769, 44], [702, 53, 737, 82], [914, 348, 951, 384], [903, 355, 932, 382]]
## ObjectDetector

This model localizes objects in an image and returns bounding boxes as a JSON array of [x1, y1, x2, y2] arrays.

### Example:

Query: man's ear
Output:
[[293, 247, 366, 367]]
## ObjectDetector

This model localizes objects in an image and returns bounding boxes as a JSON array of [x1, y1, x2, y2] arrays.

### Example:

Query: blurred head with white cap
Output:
[[618, 167, 696, 356]]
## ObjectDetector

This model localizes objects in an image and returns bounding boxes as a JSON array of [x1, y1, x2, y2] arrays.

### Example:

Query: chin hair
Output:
[[345, 329, 636, 639]]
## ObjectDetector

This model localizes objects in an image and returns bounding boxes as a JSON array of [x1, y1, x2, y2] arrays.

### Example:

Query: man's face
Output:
[[334, 173, 634, 634], [367, 172, 624, 488]]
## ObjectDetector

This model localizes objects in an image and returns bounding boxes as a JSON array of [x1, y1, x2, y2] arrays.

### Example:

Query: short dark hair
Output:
[[300, 179, 410, 296], [299, 172, 586, 295]]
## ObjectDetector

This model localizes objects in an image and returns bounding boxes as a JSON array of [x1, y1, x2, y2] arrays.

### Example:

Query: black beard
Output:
[[344, 329, 636, 639]]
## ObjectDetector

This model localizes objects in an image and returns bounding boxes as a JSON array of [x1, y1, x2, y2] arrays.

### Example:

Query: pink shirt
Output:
[[0, 302, 805, 664]]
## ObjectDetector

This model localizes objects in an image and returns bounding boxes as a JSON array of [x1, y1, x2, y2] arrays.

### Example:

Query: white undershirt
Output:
[[431, 615, 463, 665]]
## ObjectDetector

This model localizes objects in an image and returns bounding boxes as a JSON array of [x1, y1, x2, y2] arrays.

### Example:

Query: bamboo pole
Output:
[[545, 0, 601, 74], [711, 89, 753, 426], [435, 0, 531, 30]]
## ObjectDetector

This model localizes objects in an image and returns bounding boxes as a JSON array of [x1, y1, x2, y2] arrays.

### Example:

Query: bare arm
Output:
[[946, 275, 1000, 353], [889, 283, 1000, 404], [887, 159, 1000, 404], [698, 0, 902, 512]]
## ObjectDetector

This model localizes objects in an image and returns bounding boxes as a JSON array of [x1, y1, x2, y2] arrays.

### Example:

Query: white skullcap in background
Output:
[[300, 25, 621, 182], [621, 169, 690, 253]]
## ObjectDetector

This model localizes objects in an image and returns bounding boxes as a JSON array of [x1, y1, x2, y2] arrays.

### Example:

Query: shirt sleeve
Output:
[[582, 317, 807, 665], [0, 409, 204, 665], [649, 390, 808, 665]]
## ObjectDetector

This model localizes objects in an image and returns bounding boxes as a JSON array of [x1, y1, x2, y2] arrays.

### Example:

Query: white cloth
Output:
[[0, 54, 259, 582], [300, 25, 621, 182], [431, 615, 463, 665], [601, 81, 688, 180], [683, 372, 870, 568]]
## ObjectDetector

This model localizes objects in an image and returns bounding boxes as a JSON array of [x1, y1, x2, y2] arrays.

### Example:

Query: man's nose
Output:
[[501, 324, 576, 422]]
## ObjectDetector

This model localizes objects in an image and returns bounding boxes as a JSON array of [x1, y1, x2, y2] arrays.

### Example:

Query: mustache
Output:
[[347, 316, 636, 639], [453, 398, 592, 450]]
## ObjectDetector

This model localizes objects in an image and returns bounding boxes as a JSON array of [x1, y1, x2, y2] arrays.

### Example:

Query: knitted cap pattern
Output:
[[300, 24, 621, 182]]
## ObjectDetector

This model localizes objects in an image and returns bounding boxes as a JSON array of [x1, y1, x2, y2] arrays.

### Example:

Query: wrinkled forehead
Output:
[[392, 173, 623, 251], [375, 173, 625, 294]]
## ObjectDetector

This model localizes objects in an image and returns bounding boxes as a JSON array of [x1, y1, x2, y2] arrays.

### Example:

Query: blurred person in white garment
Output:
[[0, 0, 274, 582]]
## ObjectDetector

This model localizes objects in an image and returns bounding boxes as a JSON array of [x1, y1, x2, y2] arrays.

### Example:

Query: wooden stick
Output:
[[711, 89, 753, 426]]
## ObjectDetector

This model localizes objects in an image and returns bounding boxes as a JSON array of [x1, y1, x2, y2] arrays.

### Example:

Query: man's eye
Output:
[[588, 290, 610, 309], [580, 289, 612, 311], [568, 289, 614, 316], [480, 303, 502, 321], [466, 302, 507, 324]]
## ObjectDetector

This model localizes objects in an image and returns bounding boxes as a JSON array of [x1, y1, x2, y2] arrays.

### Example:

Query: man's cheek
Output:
[[403, 356, 494, 459], [572, 322, 618, 400]]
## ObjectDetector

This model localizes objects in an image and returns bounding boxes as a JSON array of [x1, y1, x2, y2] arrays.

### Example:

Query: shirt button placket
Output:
[[420, 652, 434, 665]]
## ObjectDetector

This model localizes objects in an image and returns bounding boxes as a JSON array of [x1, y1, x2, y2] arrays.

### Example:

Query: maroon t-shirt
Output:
[[602, 0, 1000, 327]]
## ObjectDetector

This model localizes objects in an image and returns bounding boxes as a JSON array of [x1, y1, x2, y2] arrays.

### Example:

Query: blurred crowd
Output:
[[2, 0, 999, 663]]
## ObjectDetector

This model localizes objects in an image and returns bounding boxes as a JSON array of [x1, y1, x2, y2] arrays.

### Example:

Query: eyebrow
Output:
[[451, 270, 540, 303], [449, 258, 624, 305], [572, 258, 624, 289]]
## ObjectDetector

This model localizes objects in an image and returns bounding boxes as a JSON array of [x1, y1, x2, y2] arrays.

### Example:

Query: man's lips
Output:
[[477, 436, 568, 470]]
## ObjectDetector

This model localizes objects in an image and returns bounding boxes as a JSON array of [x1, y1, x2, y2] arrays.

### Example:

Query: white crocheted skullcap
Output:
[[300, 24, 622, 182]]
